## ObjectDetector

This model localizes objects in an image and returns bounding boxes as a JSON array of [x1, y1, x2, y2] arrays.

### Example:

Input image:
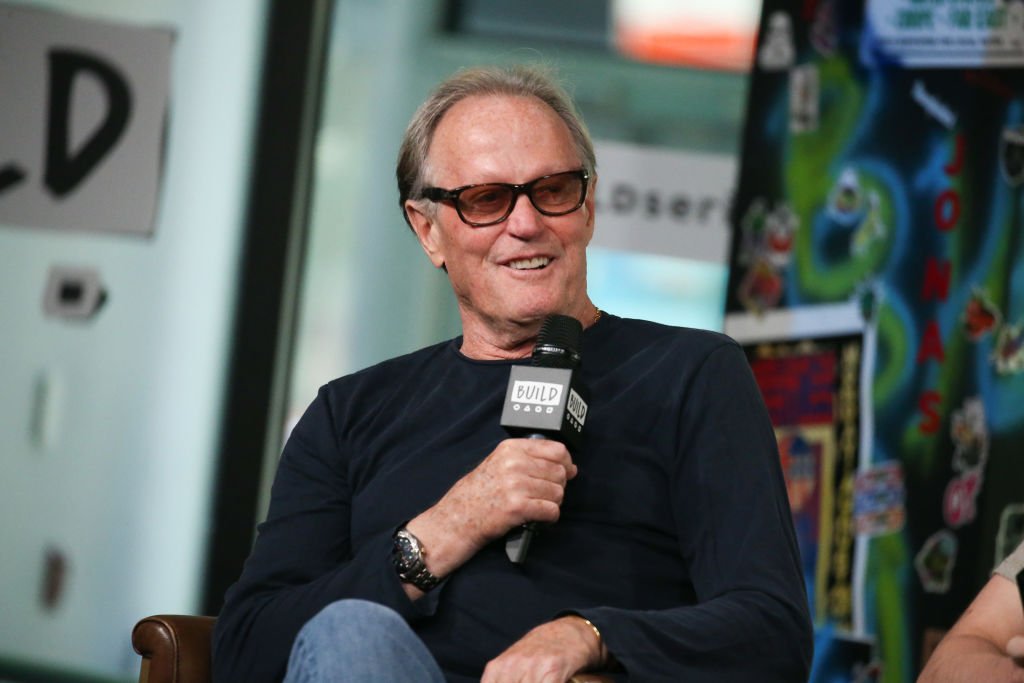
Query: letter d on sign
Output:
[[45, 50, 132, 197]]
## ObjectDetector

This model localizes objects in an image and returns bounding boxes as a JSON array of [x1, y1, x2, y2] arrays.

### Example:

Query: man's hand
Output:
[[403, 438, 576, 590], [482, 616, 605, 683]]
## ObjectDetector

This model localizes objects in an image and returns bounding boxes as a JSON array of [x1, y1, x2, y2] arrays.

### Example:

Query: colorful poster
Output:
[[745, 335, 865, 632], [728, 1, 1024, 680]]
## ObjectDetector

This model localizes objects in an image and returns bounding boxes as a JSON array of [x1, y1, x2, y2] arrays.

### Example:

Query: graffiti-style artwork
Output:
[[915, 530, 958, 594], [854, 462, 906, 537], [729, 2, 1024, 680], [735, 199, 799, 314], [961, 290, 1000, 341]]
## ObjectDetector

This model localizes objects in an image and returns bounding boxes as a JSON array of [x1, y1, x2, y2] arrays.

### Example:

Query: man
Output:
[[212, 64, 813, 682], [917, 540, 1024, 682]]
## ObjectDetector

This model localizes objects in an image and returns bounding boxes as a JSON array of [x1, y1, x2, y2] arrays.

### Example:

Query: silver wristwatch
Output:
[[391, 526, 441, 592]]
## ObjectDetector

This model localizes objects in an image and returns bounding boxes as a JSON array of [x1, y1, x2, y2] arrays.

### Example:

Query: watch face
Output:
[[392, 527, 441, 591], [393, 530, 421, 575]]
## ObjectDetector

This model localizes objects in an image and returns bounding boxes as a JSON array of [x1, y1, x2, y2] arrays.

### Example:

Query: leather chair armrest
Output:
[[132, 614, 216, 683]]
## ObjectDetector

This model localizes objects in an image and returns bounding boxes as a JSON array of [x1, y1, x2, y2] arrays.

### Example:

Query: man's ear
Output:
[[405, 200, 446, 269]]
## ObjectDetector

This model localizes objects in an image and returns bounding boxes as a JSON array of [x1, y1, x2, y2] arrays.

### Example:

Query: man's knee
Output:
[[297, 599, 403, 643], [286, 599, 442, 683]]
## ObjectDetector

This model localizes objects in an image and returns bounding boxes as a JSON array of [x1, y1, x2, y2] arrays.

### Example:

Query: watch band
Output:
[[392, 526, 442, 592]]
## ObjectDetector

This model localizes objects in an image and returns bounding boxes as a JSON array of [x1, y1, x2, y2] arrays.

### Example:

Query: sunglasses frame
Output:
[[419, 169, 590, 227]]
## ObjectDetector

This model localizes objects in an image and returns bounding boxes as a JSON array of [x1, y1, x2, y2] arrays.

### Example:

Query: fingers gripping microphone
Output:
[[500, 314, 589, 563]]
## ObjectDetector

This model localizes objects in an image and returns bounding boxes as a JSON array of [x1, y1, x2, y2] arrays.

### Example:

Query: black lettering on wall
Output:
[[611, 183, 636, 213], [0, 164, 27, 194], [45, 49, 131, 197], [698, 197, 716, 222], [670, 196, 690, 219], [645, 192, 660, 217]]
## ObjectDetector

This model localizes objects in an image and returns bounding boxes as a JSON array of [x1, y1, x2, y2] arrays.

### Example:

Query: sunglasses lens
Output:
[[530, 172, 585, 215], [458, 185, 514, 225]]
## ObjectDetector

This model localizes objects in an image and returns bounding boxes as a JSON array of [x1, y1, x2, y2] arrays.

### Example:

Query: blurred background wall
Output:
[[0, 1, 751, 680], [0, 0, 267, 679]]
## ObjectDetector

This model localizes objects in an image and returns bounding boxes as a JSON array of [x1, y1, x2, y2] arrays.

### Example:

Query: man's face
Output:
[[406, 94, 595, 338]]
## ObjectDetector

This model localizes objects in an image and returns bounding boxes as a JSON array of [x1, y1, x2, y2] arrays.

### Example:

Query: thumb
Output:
[[1007, 635, 1024, 661]]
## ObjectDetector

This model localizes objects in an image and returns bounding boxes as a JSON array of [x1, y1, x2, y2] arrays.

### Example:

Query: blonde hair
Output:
[[396, 64, 596, 228]]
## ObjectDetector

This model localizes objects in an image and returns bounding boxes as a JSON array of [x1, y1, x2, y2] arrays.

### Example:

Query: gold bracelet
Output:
[[575, 615, 604, 654]]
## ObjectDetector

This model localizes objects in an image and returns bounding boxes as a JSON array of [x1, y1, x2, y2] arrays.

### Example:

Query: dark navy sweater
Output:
[[213, 314, 813, 682]]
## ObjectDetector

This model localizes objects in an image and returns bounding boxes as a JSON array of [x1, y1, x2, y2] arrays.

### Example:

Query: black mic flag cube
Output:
[[500, 365, 588, 451]]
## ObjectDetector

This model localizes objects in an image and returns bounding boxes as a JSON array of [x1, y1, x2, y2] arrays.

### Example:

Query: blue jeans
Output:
[[283, 599, 446, 683]]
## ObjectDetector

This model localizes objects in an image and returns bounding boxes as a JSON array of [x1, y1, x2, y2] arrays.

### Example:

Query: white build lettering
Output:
[[566, 389, 588, 427], [512, 380, 563, 406]]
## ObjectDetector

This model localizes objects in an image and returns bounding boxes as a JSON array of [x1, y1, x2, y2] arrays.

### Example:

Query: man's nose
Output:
[[503, 193, 544, 238]]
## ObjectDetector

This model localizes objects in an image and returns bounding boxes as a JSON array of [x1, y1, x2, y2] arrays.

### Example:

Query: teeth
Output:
[[509, 257, 550, 270]]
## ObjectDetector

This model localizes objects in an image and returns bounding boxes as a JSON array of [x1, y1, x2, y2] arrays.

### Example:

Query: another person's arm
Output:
[[918, 543, 1024, 683]]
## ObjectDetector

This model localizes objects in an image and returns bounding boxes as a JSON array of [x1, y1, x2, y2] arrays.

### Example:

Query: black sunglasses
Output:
[[419, 169, 590, 227]]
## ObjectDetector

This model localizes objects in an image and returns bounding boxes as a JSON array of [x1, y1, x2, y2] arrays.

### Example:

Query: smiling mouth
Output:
[[508, 257, 551, 270]]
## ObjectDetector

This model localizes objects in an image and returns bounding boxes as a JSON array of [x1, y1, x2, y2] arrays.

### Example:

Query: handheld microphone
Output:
[[500, 314, 589, 563]]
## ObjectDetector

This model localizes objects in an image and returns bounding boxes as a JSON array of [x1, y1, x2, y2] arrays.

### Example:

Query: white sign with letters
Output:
[[0, 4, 173, 235], [591, 140, 735, 264], [866, 0, 1024, 67]]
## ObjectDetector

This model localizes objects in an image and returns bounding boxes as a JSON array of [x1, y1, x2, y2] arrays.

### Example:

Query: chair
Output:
[[132, 615, 215, 683], [132, 614, 614, 683]]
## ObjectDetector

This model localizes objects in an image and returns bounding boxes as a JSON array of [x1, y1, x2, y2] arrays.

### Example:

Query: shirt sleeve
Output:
[[994, 540, 1024, 580], [211, 385, 442, 683], [576, 342, 814, 682]]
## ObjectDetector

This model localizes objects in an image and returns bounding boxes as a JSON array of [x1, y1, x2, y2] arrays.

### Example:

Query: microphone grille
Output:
[[532, 314, 583, 369]]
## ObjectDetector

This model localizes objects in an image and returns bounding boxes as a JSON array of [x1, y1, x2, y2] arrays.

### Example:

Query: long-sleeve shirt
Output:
[[212, 314, 814, 682]]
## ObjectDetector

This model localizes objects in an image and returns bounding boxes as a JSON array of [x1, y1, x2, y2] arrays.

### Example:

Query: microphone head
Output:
[[532, 314, 582, 369], [501, 313, 588, 448]]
